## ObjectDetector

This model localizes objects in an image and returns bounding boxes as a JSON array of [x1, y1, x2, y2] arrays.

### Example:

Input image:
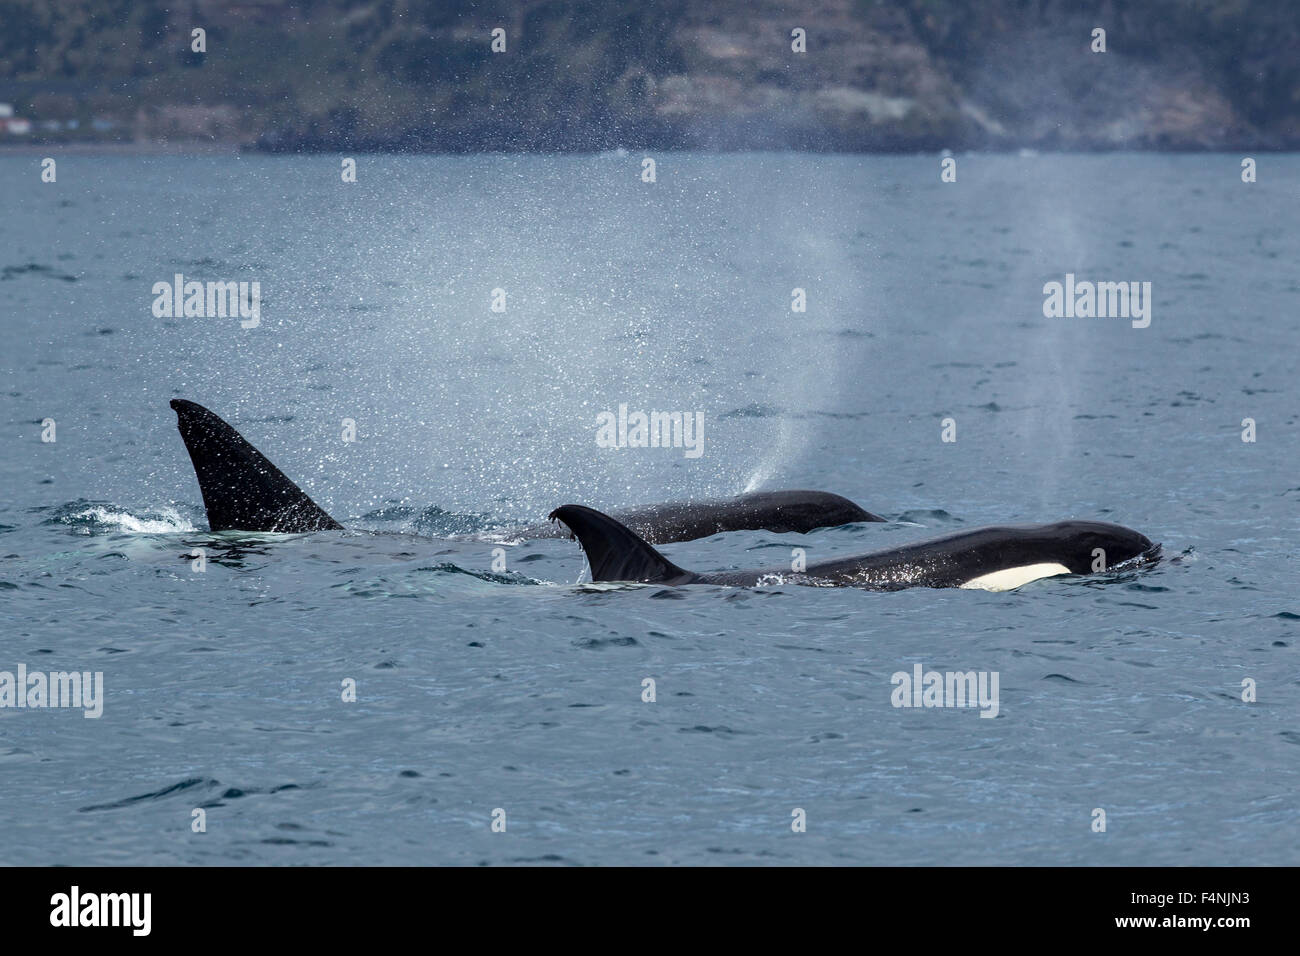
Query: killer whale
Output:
[[169, 400, 884, 540], [513, 490, 881, 544], [170, 399, 343, 532], [548, 504, 1159, 591]]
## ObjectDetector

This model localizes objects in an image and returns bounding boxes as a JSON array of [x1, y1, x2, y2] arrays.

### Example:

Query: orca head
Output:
[[1043, 520, 1159, 574]]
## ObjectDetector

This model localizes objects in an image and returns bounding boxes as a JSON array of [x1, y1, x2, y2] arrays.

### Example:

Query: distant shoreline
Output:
[[0, 141, 1294, 156], [0, 141, 239, 156]]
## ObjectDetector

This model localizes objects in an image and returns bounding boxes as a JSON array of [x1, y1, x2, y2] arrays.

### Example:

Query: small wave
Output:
[[79, 776, 220, 812], [85, 507, 195, 534], [894, 509, 962, 526], [43, 500, 197, 534], [360, 504, 496, 537], [720, 403, 782, 419], [420, 563, 540, 586], [1, 262, 78, 282], [574, 581, 650, 592]]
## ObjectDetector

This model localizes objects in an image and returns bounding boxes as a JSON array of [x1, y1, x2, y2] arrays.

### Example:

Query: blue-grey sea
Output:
[[0, 152, 1296, 865]]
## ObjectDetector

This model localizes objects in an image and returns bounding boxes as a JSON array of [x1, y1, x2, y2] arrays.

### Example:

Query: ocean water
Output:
[[0, 152, 1296, 865]]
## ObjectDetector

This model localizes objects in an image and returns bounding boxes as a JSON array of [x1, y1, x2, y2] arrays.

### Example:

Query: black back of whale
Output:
[[171, 399, 343, 532], [548, 504, 1159, 590], [170, 400, 882, 540], [519, 490, 882, 544]]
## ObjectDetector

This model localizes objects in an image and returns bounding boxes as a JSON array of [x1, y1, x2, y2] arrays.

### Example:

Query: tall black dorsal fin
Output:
[[170, 399, 343, 532], [548, 504, 695, 584]]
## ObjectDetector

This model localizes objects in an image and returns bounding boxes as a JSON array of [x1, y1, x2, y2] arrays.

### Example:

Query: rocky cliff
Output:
[[1, 0, 1295, 151]]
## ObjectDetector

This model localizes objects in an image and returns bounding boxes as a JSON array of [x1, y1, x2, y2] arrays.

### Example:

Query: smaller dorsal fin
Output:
[[548, 504, 695, 584]]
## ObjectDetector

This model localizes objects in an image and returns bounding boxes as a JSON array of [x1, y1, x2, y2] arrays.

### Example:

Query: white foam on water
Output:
[[76, 506, 196, 534]]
